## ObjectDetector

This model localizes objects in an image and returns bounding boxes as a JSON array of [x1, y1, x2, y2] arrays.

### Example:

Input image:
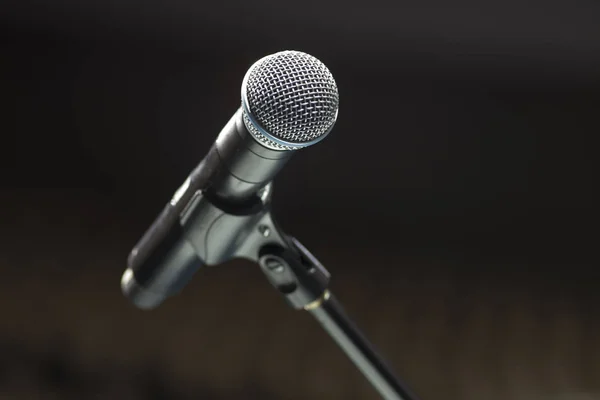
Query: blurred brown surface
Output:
[[1, 190, 598, 399]]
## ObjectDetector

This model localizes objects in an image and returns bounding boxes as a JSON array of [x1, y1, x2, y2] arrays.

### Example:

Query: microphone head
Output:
[[241, 50, 339, 151]]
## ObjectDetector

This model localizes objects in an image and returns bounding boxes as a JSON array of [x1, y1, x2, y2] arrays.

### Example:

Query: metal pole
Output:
[[305, 290, 420, 400]]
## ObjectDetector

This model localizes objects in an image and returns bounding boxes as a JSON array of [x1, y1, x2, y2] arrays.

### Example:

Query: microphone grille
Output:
[[241, 51, 339, 150]]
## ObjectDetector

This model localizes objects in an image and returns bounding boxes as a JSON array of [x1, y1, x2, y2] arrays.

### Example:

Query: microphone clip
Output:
[[257, 237, 331, 310]]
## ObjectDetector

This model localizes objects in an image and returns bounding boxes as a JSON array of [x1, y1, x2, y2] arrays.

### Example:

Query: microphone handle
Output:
[[122, 109, 293, 309], [121, 145, 217, 309]]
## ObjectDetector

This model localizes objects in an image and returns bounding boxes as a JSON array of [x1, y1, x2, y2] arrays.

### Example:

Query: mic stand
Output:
[[255, 236, 420, 400], [194, 184, 420, 400], [126, 178, 420, 399]]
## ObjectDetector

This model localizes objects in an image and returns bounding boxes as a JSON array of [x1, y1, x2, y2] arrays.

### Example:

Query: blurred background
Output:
[[0, 1, 598, 399]]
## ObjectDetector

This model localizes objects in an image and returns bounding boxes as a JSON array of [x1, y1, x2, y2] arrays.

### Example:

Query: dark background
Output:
[[0, 1, 598, 399]]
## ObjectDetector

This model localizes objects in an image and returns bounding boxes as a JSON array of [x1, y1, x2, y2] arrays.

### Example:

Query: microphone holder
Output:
[[251, 221, 420, 400]]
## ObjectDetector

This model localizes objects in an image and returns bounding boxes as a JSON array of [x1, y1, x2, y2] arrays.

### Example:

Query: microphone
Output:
[[121, 50, 340, 309]]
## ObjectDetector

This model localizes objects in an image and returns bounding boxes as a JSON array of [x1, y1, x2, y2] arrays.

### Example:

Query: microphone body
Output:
[[121, 109, 291, 309], [121, 50, 339, 310]]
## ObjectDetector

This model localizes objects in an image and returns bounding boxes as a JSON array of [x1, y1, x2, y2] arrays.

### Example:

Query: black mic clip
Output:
[[258, 237, 331, 310]]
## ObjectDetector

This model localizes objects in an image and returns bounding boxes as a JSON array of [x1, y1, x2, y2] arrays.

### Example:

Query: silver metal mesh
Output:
[[242, 51, 339, 150]]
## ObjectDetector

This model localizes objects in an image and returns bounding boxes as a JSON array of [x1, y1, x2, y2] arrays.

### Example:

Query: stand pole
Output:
[[305, 290, 420, 400], [258, 236, 421, 400]]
